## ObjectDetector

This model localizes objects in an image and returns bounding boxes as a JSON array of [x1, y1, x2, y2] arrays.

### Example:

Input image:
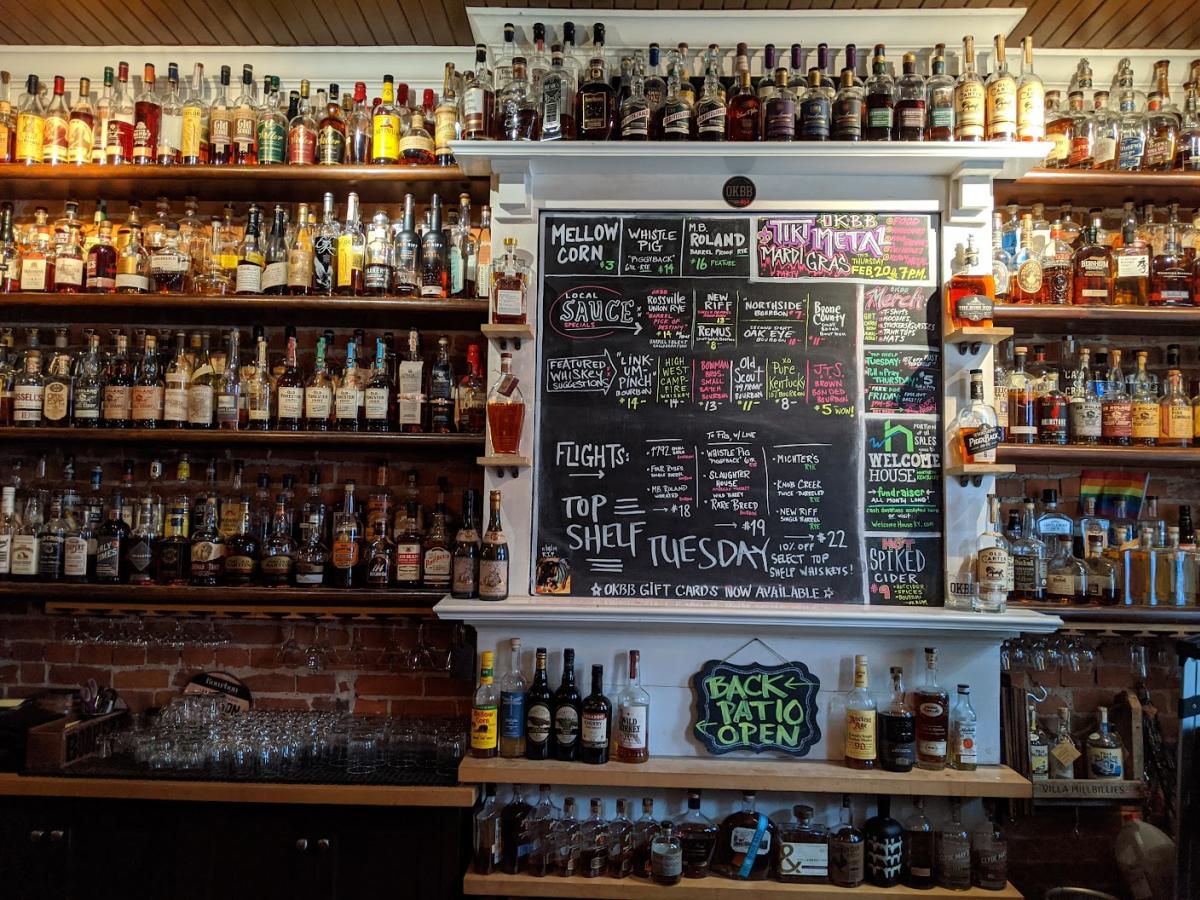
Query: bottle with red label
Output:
[[42, 76, 69, 165], [287, 80, 317, 165], [105, 62, 135, 165], [132, 64, 160, 164], [580, 664, 612, 764], [329, 479, 361, 587]]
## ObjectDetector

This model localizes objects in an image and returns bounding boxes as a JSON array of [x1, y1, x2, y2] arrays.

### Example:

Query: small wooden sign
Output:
[[692, 659, 821, 756]]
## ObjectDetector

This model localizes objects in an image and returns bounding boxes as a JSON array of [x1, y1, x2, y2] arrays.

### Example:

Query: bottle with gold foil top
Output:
[[479, 489, 510, 601], [1130, 350, 1160, 446], [434, 64, 460, 166], [985, 34, 1016, 140], [371, 75, 401, 164], [471, 651, 499, 758], [0, 72, 13, 164], [953, 36, 984, 141], [15, 75, 45, 164], [914, 647, 949, 770], [844, 654, 877, 769], [1160, 369, 1193, 447], [67, 78, 95, 165], [1142, 60, 1178, 170], [1015, 36, 1045, 141], [286, 79, 317, 165], [180, 63, 207, 165]]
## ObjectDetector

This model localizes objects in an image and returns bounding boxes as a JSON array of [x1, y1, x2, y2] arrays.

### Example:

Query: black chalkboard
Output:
[[533, 212, 942, 605]]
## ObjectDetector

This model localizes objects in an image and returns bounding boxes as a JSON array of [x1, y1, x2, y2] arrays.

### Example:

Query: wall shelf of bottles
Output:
[[0, 427, 484, 451], [992, 304, 1200, 336], [457, 757, 1031, 799], [449, 141, 1053, 181], [994, 443, 1198, 468], [995, 169, 1200, 208], [0, 293, 490, 327], [0, 164, 485, 202], [463, 869, 1023, 899]]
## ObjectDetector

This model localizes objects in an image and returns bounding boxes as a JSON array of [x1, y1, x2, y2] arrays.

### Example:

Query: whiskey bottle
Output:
[[450, 488, 480, 599], [14, 75, 45, 165], [1049, 706, 1079, 779], [1101, 349, 1133, 445], [1016, 36, 1045, 141], [829, 795, 865, 888], [844, 654, 877, 769], [576, 52, 615, 140], [864, 796, 903, 888], [499, 784, 534, 874], [222, 498, 259, 586], [776, 803, 827, 884], [832, 68, 863, 141], [1071, 214, 1113, 305], [676, 791, 718, 877], [800, 67, 832, 140], [553, 648, 582, 761], [479, 489, 509, 601], [650, 822, 682, 885], [329, 480, 361, 588], [68, 78, 95, 164], [363, 521, 394, 588], [976, 495, 1011, 612], [1086, 705, 1125, 779], [1027, 705, 1050, 781], [580, 664, 611, 764], [694, 62, 727, 141], [1149, 223, 1191, 306], [954, 35, 985, 141], [620, 72, 651, 141], [616, 649, 650, 763], [934, 797, 971, 890], [492, 237, 528, 324], [712, 791, 774, 881], [726, 68, 761, 141], [659, 73, 692, 140], [914, 647, 949, 771], [1006, 345, 1036, 444], [985, 33, 1017, 140], [260, 495, 296, 586], [864, 45, 895, 141], [925, 46, 954, 140], [470, 651, 499, 759], [878, 666, 915, 772], [419, 195, 448, 299], [497, 637, 526, 759], [630, 799, 658, 878], [762, 69, 795, 142], [948, 684, 978, 770], [524, 647, 554, 760], [606, 798, 635, 878], [1008, 216, 1043, 303], [189, 495, 224, 586], [892, 53, 925, 141], [902, 797, 935, 889], [1142, 64, 1178, 170], [971, 802, 1009, 890], [953, 369, 1000, 465], [392, 500, 422, 587], [473, 784, 501, 875]]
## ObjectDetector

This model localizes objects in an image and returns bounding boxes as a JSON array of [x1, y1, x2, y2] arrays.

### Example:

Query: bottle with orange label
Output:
[[329, 479, 361, 588], [15, 75, 45, 165], [844, 654, 877, 770], [471, 650, 499, 758]]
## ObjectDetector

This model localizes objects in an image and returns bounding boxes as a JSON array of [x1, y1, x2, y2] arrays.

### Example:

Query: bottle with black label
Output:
[[223, 498, 259, 586], [524, 647, 554, 760], [676, 790, 718, 878], [363, 520, 394, 588], [124, 497, 156, 584], [93, 493, 129, 584], [579, 664, 611, 764], [829, 794, 865, 888], [877, 666, 916, 772], [189, 495, 225, 586], [863, 796, 903, 888], [553, 648, 582, 761], [427, 336, 455, 433]]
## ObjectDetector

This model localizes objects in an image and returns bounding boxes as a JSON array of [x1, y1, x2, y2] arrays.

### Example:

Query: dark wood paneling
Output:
[[0, 0, 1195, 47]]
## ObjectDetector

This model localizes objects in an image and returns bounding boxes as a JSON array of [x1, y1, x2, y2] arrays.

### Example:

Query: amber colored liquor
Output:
[[726, 71, 761, 142], [913, 647, 949, 771], [946, 241, 995, 329], [488, 402, 525, 455]]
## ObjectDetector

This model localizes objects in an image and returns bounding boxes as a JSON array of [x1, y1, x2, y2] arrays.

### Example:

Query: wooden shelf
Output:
[[996, 168, 1200, 206], [457, 756, 1031, 799], [1021, 604, 1200, 627], [464, 870, 1023, 898], [0, 163, 483, 202], [477, 454, 532, 467], [1032, 778, 1147, 802], [996, 443, 1198, 468], [0, 427, 484, 451], [944, 462, 1017, 477], [993, 304, 1200, 335], [0, 772, 476, 807], [943, 325, 1014, 349], [1, 583, 445, 615], [0, 293, 489, 327], [480, 323, 535, 349]]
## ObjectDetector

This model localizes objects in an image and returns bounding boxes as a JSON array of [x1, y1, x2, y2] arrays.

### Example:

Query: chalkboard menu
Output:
[[533, 212, 942, 606]]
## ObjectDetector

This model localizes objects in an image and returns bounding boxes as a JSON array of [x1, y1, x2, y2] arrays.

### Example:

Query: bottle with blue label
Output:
[[1086, 706, 1125, 780]]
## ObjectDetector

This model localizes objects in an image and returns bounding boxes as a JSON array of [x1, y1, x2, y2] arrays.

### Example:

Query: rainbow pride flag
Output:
[[1079, 469, 1149, 520]]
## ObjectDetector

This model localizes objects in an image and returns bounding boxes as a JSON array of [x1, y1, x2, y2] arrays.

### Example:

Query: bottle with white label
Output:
[[579, 663, 611, 764], [616, 649, 650, 763], [275, 331, 304, 431], [491, 236, 528, 324], [0, 486, 17, 576], [1049, 706, 1080, 779], [948, 684, 978, 771], [914, 647, 948, 771], [1086, 705, 1125, 780], [1028, 706, 1050, 781], [712, 791, 776, 881], [10, 489, 41, 579], [478, 489, 509, 601], [776, 804, 828, 884]]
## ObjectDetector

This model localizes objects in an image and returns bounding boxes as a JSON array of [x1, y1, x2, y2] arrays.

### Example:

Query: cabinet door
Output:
[[206, 808, 324, 900], [331, 808, 465, 900]]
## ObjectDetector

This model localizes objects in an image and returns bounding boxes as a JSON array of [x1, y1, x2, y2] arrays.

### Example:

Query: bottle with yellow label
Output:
[[371, 75, 400, 164], [1015, 36, 1045, 141], [953, 36, 985, 142], [844, 654, 877, 769], [181, 63, 207, 165], [985, 33, 1017, 141], [1130, 351, 1160, 446], [42, 76, 70, 165], [1160, 369, 1193, 447], [336, 191, 365, 295], [15, 75, 46, 165], [434, 64, 460, 167], [471, 650, 499, 758]]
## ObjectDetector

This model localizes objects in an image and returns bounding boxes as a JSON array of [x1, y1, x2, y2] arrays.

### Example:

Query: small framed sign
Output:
[[692, 656, 821, 756]]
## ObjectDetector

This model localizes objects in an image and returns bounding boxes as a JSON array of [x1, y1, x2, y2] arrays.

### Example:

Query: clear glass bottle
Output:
[[650, 821, 682, 886], [934, 797, 972, 890], [971, 802, 1009, 890], [550, 797, 582, 877], [1050, 706, 1080, 779], [985, 33, 1017, 141], [948, 684, 978, 771], [498, 637, 526, 758], [1160, 369, 1193, 447], [954, 35, 985, 141], [976, 495, 1011, 612], [1084, 534, 1119, 605], [470, 651, 499, 759], [675, 789, 718, 878], [864, 44, 895, 141], [500, 783, 534, 874], [1086, 705, 1125, 779], [1028, 705, 1050, 781]]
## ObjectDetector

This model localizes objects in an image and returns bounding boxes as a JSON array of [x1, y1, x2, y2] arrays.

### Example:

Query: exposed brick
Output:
[[224, 622, 283, 645], [295, 674, 336, 694], [250, 648, 282, 668], [6, 642, 46, 661], [353, 698, 389, 716], [1097, 664, 1136, 687], [423, 675, 474, 698], [153, 690, 178, 707], [391, 698, 461, 717], [353, 674, 424, 697], [0, 664, 18, 683], [112, 647, 147, 666], [0, 619, 56, 640], [1059, 665, 1096, 688], [181, 648, 215, 667], [114, 669, 170, 689], [146, 647, 181, 665], [45, 644, 77, 663], [19, 662, 45, 683], [214, 648, 250, 668], [48, 665, 112, 685], [241, 673, 295, 693], [255, 697, 311, 711], [120, 690, 156, 713], [77, 645, 114, 665]]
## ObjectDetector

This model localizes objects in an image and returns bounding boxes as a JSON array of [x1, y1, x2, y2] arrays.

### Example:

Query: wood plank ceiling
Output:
[[0, 0, 1195, 47]]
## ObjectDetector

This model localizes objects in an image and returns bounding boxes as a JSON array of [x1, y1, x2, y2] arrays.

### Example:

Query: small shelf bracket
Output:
[[956, 340, 984, 356], [958, 474, 984, 488]]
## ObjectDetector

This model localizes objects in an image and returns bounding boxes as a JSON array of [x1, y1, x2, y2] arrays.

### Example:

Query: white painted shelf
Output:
[[450, 141, 1054, 181], [434, 596, 1062, 637]]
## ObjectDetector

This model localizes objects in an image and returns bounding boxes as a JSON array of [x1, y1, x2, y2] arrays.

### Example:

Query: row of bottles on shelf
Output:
[[0, 453, 509, 595], [1028, 704, 1126, 782], [472, 645, 649, 764], [949, 201, 1200, 322], [0, 326, 524, 448], [476, 786, 1007, 890], [967, 490, 1198, 610], [954, 341, 1200, 456], [0, 195, 533, 311]]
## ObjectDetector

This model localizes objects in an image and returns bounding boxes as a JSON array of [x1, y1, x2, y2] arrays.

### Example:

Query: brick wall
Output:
[[0, 601, 475, 717]]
